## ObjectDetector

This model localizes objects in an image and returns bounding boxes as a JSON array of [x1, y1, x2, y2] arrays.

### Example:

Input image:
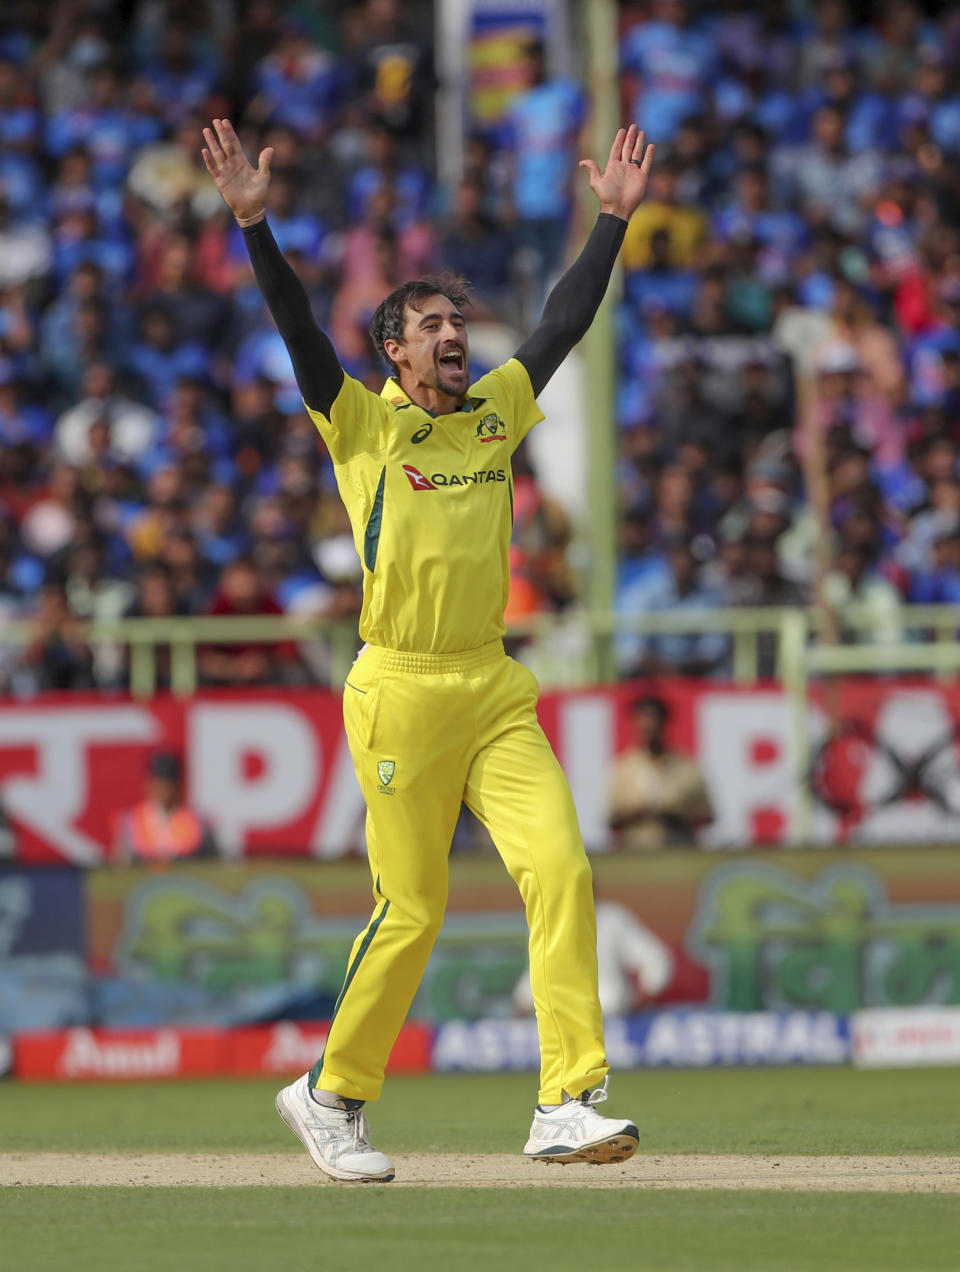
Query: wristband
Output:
[[235, 209, 265, 227]]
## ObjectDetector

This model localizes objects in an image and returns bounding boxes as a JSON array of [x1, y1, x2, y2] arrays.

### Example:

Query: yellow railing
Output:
[[0, 603, 958, 698]]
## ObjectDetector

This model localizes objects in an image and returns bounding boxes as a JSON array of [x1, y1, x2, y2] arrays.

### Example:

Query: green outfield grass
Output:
[[2, 1067, 959, 1155], [2, 1068, 959, 1272], [3, 1188, 959, 1272]]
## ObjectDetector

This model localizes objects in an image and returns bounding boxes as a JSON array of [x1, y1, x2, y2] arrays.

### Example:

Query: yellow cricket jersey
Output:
[[305, 357, 544, 654]]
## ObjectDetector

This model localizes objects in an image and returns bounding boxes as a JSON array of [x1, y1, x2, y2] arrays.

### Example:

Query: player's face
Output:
[[399, 295, 470, 399]]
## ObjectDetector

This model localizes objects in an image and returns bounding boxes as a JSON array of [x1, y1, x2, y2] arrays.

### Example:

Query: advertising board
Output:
[[86, 862, 530, 1028], [12, 1021, 434, 1081], [432, 1011, 851, 1072], [72, 849, 960, 1036], [0, 866, 86, 1032], [5, 681, 960, 863], [9, 848, 960, 1075], [852, 1007, 960, 1067]]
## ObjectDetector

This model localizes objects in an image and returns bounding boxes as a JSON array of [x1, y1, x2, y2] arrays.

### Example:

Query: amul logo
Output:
[[58, 1028, 182, 1078]]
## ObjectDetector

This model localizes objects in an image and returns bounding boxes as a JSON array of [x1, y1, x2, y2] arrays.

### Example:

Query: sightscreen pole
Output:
[[582, 0, 620, 681]]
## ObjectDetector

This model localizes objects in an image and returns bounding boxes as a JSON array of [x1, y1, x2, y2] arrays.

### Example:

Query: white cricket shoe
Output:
[[275, 1072, 395, 1183], [523, 1077, 639, 1165]]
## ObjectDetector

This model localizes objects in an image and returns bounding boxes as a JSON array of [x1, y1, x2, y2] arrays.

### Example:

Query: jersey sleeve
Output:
[[480, 357, 545, 452], [304, 373, 387, 464]]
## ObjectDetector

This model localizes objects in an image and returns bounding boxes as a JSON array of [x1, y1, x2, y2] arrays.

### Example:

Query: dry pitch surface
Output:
[[3, 1152, 960, 1192]]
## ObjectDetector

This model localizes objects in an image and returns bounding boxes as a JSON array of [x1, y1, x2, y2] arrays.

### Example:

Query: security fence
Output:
[[1, 604, 960, 698]]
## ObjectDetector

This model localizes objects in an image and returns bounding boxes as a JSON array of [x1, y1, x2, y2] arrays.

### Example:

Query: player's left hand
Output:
[[579, 124, 655, 222]]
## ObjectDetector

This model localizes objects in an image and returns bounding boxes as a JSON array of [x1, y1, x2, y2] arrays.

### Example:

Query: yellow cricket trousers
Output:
[[310, 638, 608, 1106]]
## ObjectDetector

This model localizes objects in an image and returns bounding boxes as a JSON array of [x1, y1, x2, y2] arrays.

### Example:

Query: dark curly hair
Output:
[[370, 274, 472, 375]]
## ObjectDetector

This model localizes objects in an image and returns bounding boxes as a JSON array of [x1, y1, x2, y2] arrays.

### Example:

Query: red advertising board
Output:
[[229, 1021, 433, 1078], [14, 1027, 227, 1080], [13, 1022, 434, 1081], [0, 692, 351, 865], [3, 679, 960, 863]]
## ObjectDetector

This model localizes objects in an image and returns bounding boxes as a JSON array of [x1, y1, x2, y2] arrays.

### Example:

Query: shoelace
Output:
[[346, 1108, 376, 1153], [581, 1075, 610, 1107]]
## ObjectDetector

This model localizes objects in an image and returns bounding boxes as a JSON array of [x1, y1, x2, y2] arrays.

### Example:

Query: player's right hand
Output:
[[201, 118, 273, 222]]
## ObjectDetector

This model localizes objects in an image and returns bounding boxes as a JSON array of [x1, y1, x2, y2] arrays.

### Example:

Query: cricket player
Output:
[[203, 117, 654, 1183]]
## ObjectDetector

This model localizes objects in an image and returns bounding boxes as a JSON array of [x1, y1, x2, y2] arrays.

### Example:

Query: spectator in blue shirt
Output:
[[617, 541, 731, 679], [897, 476, 960, 575], [617, 508, 670, 596], [136, 23, 219, 129], [50, 202, 133, 293], [617, 297, 681, 432], [192, 482, 250, 572], [149, 233, 233, 353], [799, 49, 893, 152], [905, 281, 960, 408], [0, 56, 40, 156], [898, 44, 960, 153], [345, 121, 432, 231], [0, 56, 43, 217], [48, 146, 126, 238], [127, 303, 209, 410], [909, 528, 960, 602], [0, 363, 52, 449], [440, 178, 515, 315], [501, 40, 587, 291], [621, 0, 715, 144], [45, 64, 160, 189], [711, 165, 809, 285], [157, 375, 232, 467], [624, 227, 698, 317], [43, 294, 115, 398], [249, 21, 342, 144]]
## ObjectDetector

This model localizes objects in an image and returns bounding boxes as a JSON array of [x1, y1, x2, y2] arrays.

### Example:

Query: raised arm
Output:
[[514, 125, 654, 398], [201, 118, 343, 416]]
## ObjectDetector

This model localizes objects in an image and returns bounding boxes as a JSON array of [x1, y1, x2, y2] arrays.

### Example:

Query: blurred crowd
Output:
[[614, 0, 960, 676], [1, 0, 959, 693], [0, 0, 582, 692]]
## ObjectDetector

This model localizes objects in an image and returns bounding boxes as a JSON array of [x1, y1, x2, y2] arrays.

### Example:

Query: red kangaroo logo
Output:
[[402, 464, 437, 491]]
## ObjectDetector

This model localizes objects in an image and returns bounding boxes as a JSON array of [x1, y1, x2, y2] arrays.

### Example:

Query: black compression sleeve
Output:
[[513, 213, 627, 398], [241, 218, 343, 416]]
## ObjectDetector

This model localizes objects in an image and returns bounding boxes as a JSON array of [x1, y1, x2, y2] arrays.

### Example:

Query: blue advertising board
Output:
[[433, 1010, 851, 1072], [0, 867, 86, 1032]]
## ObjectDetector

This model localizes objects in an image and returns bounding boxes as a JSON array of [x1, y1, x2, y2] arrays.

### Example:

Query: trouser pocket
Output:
[[344, 652, 385, 752]]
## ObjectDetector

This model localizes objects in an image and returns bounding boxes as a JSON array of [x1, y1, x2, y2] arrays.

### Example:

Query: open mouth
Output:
[[438, 348, 465, 374]]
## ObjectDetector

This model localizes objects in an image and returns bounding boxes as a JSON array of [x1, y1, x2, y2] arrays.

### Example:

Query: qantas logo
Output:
[[402, 464, 506, 490], [402, 465, 437, 490]]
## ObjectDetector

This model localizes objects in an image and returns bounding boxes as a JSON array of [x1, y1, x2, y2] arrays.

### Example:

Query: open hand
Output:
[[201, 118, 273, 221], [579, 125, 655, 222]]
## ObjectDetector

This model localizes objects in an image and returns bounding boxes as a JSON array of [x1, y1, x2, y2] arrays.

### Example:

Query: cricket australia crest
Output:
[[476, 412, 506, 443], [377, 760, 396, 793]]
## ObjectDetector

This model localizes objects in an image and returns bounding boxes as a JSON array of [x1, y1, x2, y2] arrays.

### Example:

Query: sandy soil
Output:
[[2, 1153, 960, 1191]]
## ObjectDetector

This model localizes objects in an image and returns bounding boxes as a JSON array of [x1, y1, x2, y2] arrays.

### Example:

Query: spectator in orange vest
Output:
[[113, 750, 217, 863]]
